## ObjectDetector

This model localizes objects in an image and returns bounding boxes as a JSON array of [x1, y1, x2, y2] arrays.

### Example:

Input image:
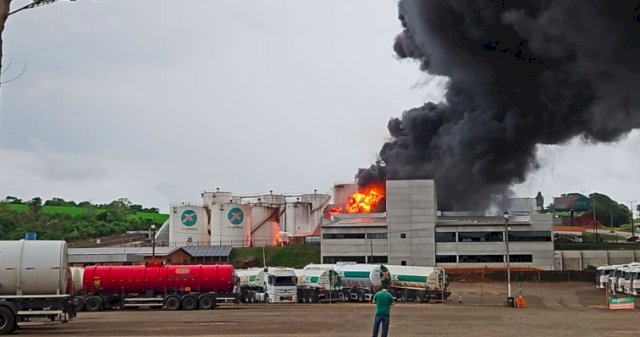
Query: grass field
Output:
[[230, 245, 321, 268], [5, 204, 169, 223]]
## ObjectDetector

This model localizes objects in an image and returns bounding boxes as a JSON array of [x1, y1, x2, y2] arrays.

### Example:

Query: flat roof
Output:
[[69, 247, 181, 256]]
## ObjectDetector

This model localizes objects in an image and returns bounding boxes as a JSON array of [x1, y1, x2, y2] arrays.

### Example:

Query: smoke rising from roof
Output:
[[357, 0, 640, 211]]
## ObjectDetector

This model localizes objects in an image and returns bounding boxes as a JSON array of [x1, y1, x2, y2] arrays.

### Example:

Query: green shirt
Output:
[[373, 289, 393, 315]]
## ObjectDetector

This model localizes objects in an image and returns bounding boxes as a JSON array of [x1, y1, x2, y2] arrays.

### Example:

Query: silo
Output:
[[251, 205, 282, 246], [260, 193, 286, 206], [202, 190, 233, 207], [301, 193, 331, 235], [211, 203, 252, 247], [168, 205, 210, 247], [284, 201, 312, 235], [333, 183, 357, 209]]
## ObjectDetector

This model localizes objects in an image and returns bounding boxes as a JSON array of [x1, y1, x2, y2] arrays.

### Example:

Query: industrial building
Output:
[[321, 179, 555, 270], [155, 189, 330, 248]]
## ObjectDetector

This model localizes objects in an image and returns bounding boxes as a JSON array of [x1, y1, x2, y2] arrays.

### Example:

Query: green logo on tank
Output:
[[181, 210, 198, 227], [228, 207, 244, 226]]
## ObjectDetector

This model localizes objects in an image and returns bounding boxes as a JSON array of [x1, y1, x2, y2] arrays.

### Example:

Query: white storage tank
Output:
[[333, 183, 357, 209], [202, 190, 233, 207], [169, 205, 210, 246], [301, 193, 331, 234], [251, 205, 282, 246], [283, 201, 312, 235], [0, 240, 69, 295], [211, 203, 252, 247], [69, 266, 84, 295], [260, 193, 286, 206]]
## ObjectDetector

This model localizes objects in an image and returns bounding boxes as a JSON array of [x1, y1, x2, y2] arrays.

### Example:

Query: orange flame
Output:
[[346, 185, 385, 213]]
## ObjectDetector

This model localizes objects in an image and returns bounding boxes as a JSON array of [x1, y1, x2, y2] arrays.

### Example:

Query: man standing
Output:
[[371, 286, 393, 337]]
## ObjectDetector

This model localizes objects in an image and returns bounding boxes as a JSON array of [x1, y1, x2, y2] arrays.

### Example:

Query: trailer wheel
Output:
[[0, 307, 16, 335], [84, 296, 104, 312], [343, 290, 351, 302], [164, 296, 181, 311], [263, 294, 269, 304], [74, 297, 86, 312], [198, 295, 216, 310], [357, 290, 365, 302], [311, 290, 319, 303], [182, 295, 198, 311]]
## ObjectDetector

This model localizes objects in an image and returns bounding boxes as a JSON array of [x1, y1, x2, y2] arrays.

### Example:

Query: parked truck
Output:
[[236, 267, 297, 303], [629, 266, 640, 296], [384, 265, 450, 302], [0, 240, 76, 335], [76, 264, 236, 311], [294, 268, 342, 303], [595, 265, 615, 289], [306, 263, 390, 302]]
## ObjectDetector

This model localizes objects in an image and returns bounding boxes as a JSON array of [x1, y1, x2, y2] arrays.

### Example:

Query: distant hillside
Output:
[[0, 197, 167, 241]]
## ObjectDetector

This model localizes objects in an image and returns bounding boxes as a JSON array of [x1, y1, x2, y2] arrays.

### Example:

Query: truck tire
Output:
[[357, 290, 365, 302], [84, 296, 104, 312], [198, 295, 216, 310], [0, 306, 16, 335], [263, 294, 269, 304], [182, 295, 198, 311], [74, 297, 86, 312], [297, 290, 304, 303], [343, 290, 351, 302], [164, 296, 181, 311], [311, 290, 319, 303]]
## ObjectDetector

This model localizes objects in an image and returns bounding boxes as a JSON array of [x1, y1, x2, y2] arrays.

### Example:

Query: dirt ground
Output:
[[13, 282, 639, 337]]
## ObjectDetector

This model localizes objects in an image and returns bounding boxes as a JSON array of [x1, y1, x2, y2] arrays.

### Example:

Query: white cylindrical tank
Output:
[[260, 194, 286, 206], [383, 265, 445, 291], [284, 202, 312, 235], [0, 240, 69, 295], [211, 203, 252, 247], [202, 191, 233, 207], [301, 193, 330, 234], [169, 205, 210, 246], [69, 266, 84, 295], [251, 205, 282, 246], [335, 264, 389, 291], [333, 183, 357, 209]]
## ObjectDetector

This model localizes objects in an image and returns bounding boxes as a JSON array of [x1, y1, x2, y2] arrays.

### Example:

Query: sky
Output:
[[1, 0, 639, 213]]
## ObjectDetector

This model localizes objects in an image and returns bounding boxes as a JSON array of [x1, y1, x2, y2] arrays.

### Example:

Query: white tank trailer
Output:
[[236, 267, 297, 303], [294, 268, 342, 303], [69, 267, 84, 296], [305, 263, 389, 302], [384, 265, 450, 302], [0, 240, 76, 335]]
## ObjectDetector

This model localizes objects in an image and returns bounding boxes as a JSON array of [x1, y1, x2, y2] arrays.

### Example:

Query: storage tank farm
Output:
[[168, 204, 210, 246], [209, 191, 252, 247]]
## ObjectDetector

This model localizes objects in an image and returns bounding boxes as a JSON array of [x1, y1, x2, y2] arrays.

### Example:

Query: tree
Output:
[[0, 0, 66, 87], [589, 193, 630, 227]]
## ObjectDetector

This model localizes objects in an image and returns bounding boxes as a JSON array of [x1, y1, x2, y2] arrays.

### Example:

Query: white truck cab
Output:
[[236, 267, 297, 303], [629, 266, 640, 296], [596, 265, 615, 289]]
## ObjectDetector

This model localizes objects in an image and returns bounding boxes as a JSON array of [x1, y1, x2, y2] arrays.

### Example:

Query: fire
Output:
[[346, 185, 385, 213]]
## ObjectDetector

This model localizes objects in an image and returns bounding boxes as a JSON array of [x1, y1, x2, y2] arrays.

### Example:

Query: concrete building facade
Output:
[[321, 179, 555, 270]]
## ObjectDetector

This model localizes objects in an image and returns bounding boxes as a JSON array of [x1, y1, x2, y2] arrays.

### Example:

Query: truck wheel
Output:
[[357, 291, 365, 302], [312, 290, 319, 303], [199, 295, 216, 310], [164, 296, 181, 311], [0, 307, 16, 335], [297, 291, 304, 303], [74, 297, 86, 312], [84, 296, 104, 312], [182, 295, 198, 311], [263, 294, 269, 304], [343, 290, 351, 302]]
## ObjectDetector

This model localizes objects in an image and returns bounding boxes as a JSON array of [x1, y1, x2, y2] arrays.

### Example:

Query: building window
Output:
[[509, 254, 533, 263], [323, 256, 366, 264], [368, 256, 388, 263], [458, 255, 504, 263], [322, 233, 366, 239], [435, 232, 456, 242], [366, 233, 388, 239], [400, 233, 407, 239], [508, 231, 552, 242], [401, 260, 407, 266], [436, 255, 457, 263], [458, 232, 503, 242]]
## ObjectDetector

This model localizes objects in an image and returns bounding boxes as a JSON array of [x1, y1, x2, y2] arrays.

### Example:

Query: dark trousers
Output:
[[372, 313, 390, 337]]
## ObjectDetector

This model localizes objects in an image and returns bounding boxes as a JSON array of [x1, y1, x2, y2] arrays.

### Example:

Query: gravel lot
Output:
[[12, 282, 638, 337]]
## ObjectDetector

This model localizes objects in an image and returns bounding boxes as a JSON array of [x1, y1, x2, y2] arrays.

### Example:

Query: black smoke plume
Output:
[[358, 0, 640, 211]]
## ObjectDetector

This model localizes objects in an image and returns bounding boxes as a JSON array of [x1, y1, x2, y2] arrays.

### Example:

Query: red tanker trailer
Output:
[[76, 264, 238, 311]]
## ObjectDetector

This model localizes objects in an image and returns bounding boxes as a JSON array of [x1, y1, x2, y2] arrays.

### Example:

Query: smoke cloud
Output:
[[358, 0, 640, 211]]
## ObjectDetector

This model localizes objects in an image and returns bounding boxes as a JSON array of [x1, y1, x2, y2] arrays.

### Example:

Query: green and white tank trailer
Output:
[[305, 263, 391, 302], [235, 267, 297, 303], [294, 268, 342, 303], [383, 265, 450, 302]]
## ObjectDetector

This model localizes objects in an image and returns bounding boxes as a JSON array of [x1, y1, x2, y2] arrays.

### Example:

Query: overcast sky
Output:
[[1, 0, 639, 213]]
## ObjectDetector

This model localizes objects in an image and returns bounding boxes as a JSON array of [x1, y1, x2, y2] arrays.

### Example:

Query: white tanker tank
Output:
[[384, 265, 450, 302], [0, 240, 76, 334], [294, 268, 342, 303], [0, 240, 69, 295], [304, 263, 389, 302]]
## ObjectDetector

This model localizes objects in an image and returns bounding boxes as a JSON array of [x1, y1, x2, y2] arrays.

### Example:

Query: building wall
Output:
[[386, 180, 437, 266], [320, 225, 388, 263], [556, 250, 640, 270]]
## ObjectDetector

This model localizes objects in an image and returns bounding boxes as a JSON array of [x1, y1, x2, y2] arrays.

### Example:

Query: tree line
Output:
[[0, 196, 163, 241]]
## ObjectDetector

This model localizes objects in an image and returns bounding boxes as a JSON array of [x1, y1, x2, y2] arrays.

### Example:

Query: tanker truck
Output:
[[294, 268, 342, 303], [236, 267, 297, 303], [0, 240, 76, 335], [305, 263, 390, 302], [384, 265, 450, 302], [76, 264, 237, 311]]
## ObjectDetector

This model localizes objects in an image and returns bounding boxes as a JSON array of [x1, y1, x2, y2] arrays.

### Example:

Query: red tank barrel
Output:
[[83, 264, 235, 295]]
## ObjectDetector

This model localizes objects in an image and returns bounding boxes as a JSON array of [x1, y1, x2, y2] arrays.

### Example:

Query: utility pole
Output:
[[629, 201, 636, 238], [593, 199, 598, 244], [503, 211, 512, 307]]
